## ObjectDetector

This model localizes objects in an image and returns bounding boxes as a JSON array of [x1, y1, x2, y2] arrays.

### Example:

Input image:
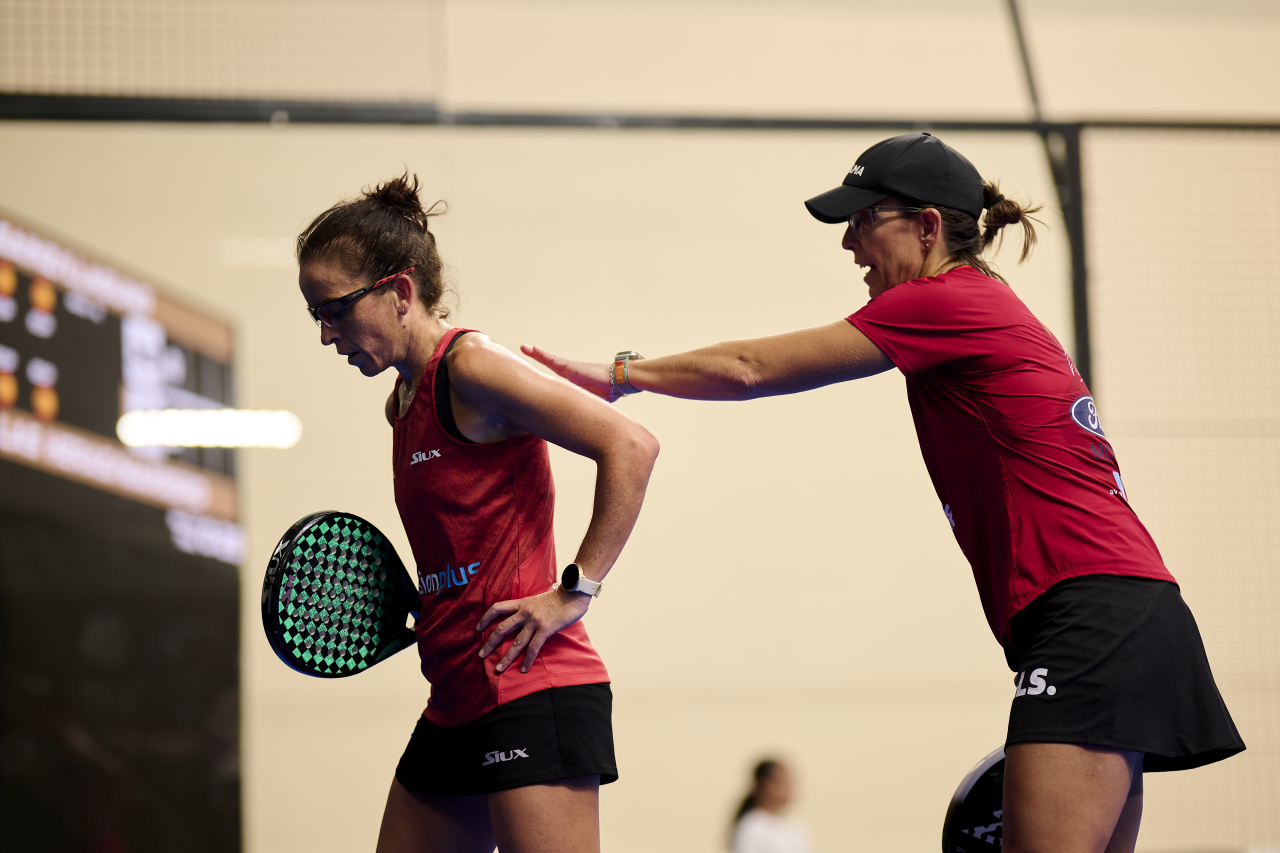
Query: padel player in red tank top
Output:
[[297, 175, 658, 853], [524, 134, 1242, 853], [392, 327, 610, 727]]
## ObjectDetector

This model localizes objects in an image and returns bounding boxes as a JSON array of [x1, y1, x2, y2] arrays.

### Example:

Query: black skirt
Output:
[[395, 683, 617, 797], [1003, 574, 1245, 772]]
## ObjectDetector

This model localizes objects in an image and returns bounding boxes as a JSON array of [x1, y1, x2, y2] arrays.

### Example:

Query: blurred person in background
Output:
[[297, 174, 659, 853], [524, 133, 1244, 853], [730, 759, 811, 853]]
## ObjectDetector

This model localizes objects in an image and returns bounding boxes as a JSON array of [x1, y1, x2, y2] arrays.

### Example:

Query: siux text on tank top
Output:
[[416, 561, 482, 595]]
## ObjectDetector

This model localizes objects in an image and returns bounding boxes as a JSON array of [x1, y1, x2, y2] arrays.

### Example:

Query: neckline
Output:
[[394, 327, 466, 422]]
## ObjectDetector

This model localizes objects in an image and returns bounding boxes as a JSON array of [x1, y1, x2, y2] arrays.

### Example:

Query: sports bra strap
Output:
[[435, 332, 476, 444]]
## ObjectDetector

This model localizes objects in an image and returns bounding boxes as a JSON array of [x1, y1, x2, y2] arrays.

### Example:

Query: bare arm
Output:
[[522, 320, 894, 402], [444, 335, 659, 673]]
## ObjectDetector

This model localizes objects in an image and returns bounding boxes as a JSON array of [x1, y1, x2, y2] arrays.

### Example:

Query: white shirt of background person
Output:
[[733, 808, 811, 853], [730, 760, 812, 853]]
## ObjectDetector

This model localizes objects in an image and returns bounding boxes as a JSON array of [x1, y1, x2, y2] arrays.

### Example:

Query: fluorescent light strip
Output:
[[117, 409, 302, 448]]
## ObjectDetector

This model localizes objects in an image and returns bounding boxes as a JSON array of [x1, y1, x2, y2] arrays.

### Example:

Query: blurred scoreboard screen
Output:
[[0, 213, 241, 853], [0, 212, 238, 525]]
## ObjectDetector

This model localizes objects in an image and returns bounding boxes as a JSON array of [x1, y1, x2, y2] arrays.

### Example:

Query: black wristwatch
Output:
[[560, 563, 602, 598]]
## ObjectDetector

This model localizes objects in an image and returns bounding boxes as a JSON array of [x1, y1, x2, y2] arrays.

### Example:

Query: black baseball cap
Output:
[[804, 133, 986, 223]]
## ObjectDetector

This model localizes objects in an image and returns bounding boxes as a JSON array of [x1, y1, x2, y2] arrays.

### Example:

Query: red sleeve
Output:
[[847, 270, 1017, 379]]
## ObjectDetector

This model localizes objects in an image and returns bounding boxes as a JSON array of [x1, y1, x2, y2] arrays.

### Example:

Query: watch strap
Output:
[[610, 351, 643, 397], [572, 575, 603, 597]]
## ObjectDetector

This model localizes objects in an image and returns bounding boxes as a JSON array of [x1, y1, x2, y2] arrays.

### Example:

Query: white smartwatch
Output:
[[560, 563, 602, 598]]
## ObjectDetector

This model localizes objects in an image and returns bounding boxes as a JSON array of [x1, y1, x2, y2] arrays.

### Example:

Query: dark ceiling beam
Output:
[[2, 93, 1278, 133]]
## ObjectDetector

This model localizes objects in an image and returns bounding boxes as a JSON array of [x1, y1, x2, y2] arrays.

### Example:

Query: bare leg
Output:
[[488, 775, 601, 853], [1105, 767, 1143, 853], [1003, 743, 1143, 853], [376, 778, 496, 853]]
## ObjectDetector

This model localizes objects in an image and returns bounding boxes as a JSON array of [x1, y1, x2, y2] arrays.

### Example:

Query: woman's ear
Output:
[[392, 273, 416, 313], [919, 208, 945, 245]]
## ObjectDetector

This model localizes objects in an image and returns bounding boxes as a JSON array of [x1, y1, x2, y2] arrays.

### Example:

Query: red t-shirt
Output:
[[392, 328, 609, 727], [848, 266, 1176, 643]]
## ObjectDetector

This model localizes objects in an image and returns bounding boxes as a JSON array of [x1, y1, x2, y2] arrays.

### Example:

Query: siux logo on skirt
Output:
[[1013, 667, 1057, 697], [482, 748, 529, 767]]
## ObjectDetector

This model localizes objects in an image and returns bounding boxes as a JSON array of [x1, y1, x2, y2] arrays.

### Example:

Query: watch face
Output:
[[561, 563, 580, 590]]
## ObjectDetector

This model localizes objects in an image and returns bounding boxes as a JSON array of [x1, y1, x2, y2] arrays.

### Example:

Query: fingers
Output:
[[477, 592, 586, 672], [477, 610, 523, 659], [520, 344, 566, 373], [520, 345, 611, 397], [493, 624, 550, 674], [477, 600, 518, 633], [491, 629, 523, 672], [479, 625, 516, 659], [494, 624, 537, 674], [479, 606, 533, 664], [519, 634, 547, 672]]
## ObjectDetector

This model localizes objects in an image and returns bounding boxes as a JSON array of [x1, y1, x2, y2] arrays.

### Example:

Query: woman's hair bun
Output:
[[366, 172, 436, 233], [298, 172, 452, 316]]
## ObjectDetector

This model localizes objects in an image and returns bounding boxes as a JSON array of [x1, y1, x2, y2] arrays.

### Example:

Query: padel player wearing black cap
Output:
[[297, 175, 659, 853], [523, 133, 1244, 853]]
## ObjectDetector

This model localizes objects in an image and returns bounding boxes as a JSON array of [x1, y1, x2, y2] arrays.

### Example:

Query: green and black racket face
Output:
[[261, 511, 419, 678], [942, 746, 1004, 853]]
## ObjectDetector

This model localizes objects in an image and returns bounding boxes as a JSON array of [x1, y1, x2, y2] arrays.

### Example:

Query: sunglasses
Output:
[[846, 206, 928, 236], [308, 267, 415, 328]]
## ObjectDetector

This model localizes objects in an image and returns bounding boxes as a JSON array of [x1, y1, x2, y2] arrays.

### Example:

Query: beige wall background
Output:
[[1, 1, 1277, 852]]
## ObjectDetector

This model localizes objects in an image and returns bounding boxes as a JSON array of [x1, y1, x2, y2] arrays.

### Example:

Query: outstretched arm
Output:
[[522, 320, 894, 402], [443, 335, 659, 674]]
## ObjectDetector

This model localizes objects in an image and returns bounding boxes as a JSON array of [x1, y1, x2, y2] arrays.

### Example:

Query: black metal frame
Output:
[[1004, 0, 1094, 384], [3, 93, 1275, 133], [3, 89, 1278, 386]]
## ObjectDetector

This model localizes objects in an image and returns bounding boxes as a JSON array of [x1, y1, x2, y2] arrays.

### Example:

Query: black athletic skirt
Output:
[[395, 683, 617, 797], [1003, 574, 1245, 772]]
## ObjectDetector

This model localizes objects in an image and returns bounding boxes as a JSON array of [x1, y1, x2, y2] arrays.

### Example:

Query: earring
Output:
[[399, 307, 407, 315], [924, 242, 929, 251]]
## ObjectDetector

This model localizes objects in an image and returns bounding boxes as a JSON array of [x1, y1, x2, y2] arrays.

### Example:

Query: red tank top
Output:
[[391, 328, 609, 727]]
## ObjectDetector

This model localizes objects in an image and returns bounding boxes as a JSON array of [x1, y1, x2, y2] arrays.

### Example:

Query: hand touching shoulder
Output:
[[447, 333, 656, 459]]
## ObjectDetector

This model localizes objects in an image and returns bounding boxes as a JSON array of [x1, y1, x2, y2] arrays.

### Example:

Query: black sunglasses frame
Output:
[[308, 267, 415, 328], [846, 206, 929, 235]]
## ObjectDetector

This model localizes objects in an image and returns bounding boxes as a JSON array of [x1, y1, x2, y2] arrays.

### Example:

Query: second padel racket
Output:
[[262, 510, 419, 678], [942, 745, 1005, 853]]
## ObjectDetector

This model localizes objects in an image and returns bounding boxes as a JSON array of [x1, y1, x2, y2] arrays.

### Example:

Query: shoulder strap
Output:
[[435, 331, 476, 444]]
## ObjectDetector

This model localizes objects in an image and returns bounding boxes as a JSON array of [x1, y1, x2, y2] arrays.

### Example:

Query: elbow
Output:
[[619, 422, 660, 475], [634, 425, 660, 471], [644, 430, 661, 467]]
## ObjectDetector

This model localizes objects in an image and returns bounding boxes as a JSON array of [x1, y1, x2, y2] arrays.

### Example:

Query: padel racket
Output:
[[261, 510, 419, 678], [942, 746, 1005, 853]]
